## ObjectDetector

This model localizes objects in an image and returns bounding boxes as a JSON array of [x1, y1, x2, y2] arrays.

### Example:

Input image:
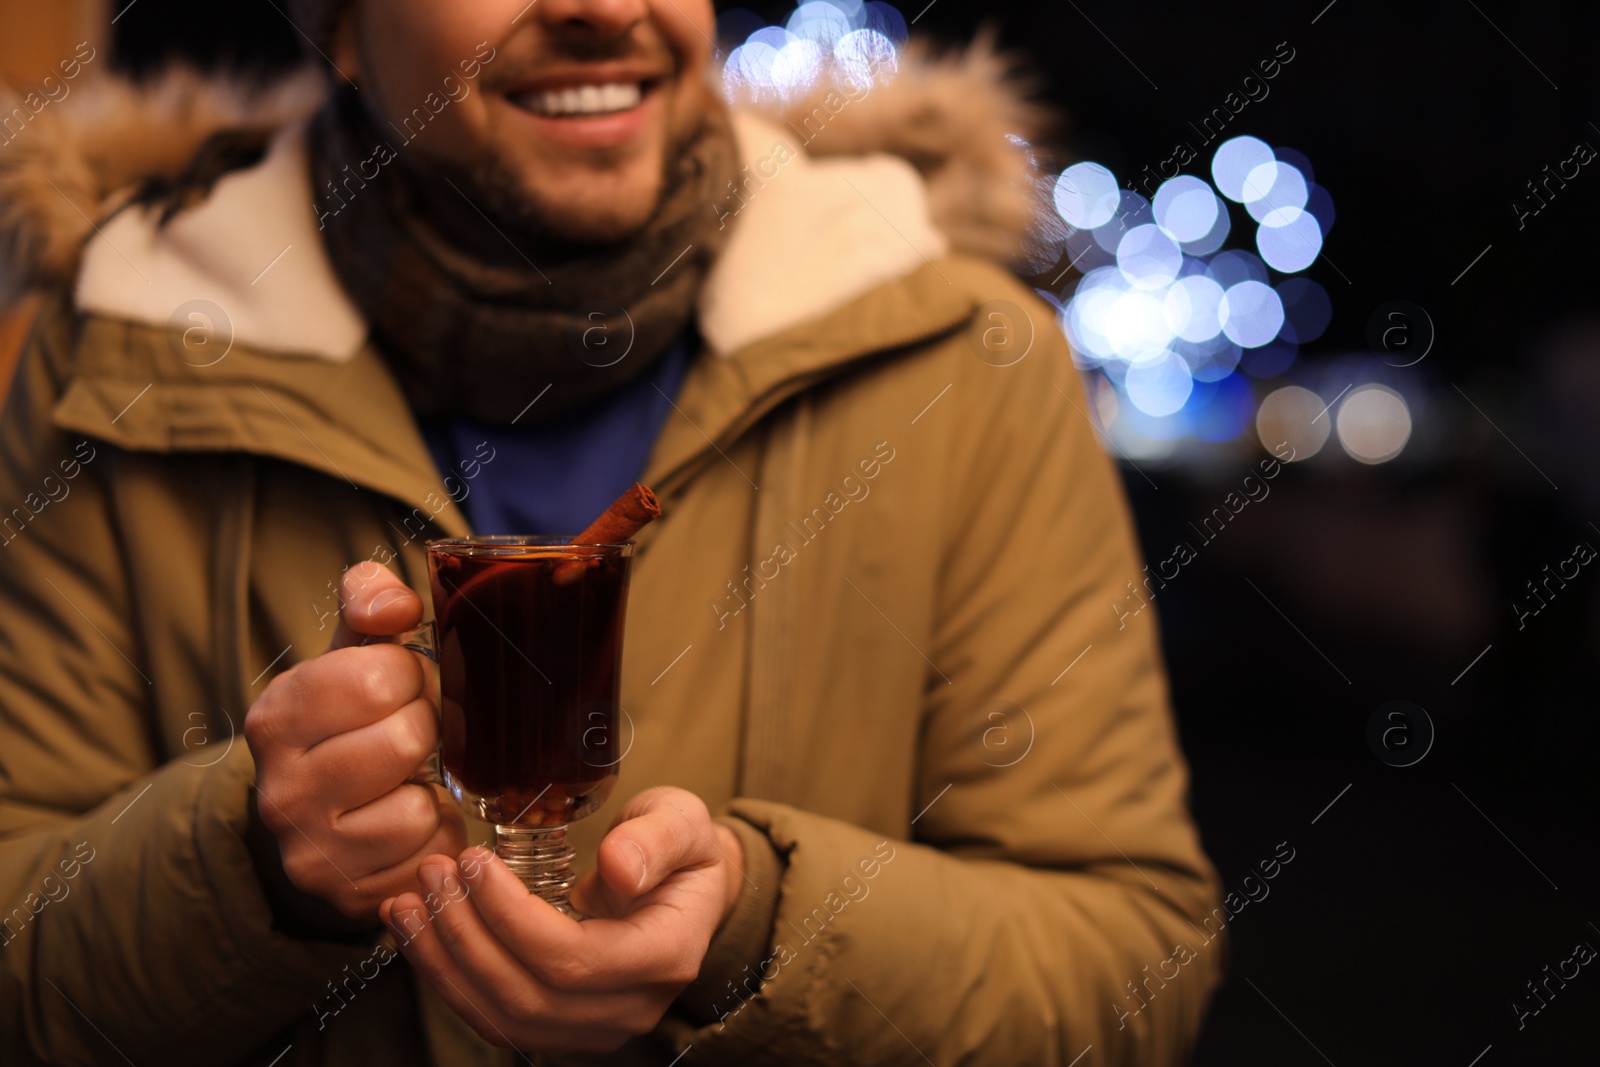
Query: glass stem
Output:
[[494, 824, 581, 918]]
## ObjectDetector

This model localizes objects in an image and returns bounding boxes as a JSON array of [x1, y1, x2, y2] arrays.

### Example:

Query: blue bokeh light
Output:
[[1188, 373, 1255, 441], [863, 1, 909, 43], [1206, 249, 1269, 289], [1240, 340, 1298, 379], [1276, 277, 1332, 344], [1305, 183, 1336, 235]]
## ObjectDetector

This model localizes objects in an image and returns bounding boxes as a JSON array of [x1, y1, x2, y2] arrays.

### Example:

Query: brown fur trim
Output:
[[740, 34, 1060, 265], [0, 68, 323, 307]]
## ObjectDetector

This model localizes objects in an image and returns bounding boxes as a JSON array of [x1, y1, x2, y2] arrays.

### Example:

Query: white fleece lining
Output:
[[75, 122, 368, 362], [699, 111, 948, 355], [73, 110, 948, 362]]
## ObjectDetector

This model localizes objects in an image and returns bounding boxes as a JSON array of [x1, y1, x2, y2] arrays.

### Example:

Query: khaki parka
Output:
[[0, 69, 1224, 1067]]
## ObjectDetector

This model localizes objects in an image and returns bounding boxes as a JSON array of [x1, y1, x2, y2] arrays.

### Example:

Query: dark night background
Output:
[[114, 2, 1599, 1063]]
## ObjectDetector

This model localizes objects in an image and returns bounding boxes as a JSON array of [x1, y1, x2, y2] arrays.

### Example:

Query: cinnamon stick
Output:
[[552, 483, 661, 585]]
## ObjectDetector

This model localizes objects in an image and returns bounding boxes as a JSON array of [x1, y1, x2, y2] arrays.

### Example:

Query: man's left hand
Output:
[[381, 786, 745, 1054]]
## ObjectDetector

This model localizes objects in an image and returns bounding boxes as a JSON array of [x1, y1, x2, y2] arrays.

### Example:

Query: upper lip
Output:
[[504, 65, 669, 94]]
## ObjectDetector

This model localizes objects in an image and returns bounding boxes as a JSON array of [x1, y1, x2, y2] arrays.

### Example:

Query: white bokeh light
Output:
[[1054, 163, 1121, 230], [1065, 283, 1123, 362], [1152, 176, 1220, 243], [833, 28, 897, 86], [1211, 136, 1275, 203], [723, 40, 782, 97], [771, 37, 824, 94], [1219, 280, 1285, 348], [1103, 289, 1175, 363], [1117, 224, 1183, 289], [1256, 385, 1330, 459], [1256, 208, 1324, 272], [1125, 352, 1195, 416], [1164, 275, 1227, 342], [1242, 161, 1309, 221], [1336, 384, 1412, 463], [787, 1, 854, 47], [1181, 199, 1232, 255]]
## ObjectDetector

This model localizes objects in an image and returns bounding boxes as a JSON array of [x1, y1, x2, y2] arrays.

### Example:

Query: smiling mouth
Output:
[[508, 81, 655, 118]]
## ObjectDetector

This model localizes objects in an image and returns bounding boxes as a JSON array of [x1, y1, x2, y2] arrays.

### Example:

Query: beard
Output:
[[434, 151, 663, 249], [400, 85, 716, 256]]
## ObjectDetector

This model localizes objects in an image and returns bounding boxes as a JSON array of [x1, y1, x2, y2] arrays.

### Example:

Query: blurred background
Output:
[[3, 0, 1597, 1062]]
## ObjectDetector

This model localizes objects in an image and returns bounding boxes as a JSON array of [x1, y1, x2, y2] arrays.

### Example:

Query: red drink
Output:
[[427, 539, 632, 828]]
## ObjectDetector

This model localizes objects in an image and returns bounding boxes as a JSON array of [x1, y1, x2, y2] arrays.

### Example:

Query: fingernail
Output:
[[459, 846, 492, 879], [624, 839, 648, 891], [369, 588, 409, 616], [419, 863, 444, 896]]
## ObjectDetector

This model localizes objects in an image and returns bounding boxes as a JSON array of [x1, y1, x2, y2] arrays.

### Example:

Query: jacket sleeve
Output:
[[0, 301, 377, 1066], [667, 282, 1224, 1065]]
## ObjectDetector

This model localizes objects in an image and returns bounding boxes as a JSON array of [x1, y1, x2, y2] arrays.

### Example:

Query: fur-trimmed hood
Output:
[[0, 42, 1052, 314]]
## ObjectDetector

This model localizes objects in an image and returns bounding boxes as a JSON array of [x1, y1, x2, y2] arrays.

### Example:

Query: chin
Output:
[[455, 148, 662, 245], [539, 197, 657, 244]]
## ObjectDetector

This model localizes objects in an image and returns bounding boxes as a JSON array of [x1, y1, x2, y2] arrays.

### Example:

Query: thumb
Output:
[[595, 788, 718, 905], [328, 561, 425, 651]]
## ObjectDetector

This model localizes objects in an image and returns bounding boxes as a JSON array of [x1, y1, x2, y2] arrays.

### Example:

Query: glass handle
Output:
[[393, 622, 444, 788]]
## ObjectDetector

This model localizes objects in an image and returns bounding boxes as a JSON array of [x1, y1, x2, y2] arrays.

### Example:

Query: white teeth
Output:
[[518, 82, 643, 117]]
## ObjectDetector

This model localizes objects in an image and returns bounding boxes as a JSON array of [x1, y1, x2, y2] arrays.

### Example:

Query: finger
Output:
[[330, 782, 448, 871], [454, 847, 611, 987], [269, 644, 425, 749], [383, 887, 528, 1046], [568, 866, 631, 921], [353, 802, 468, 900], [419, 857, 564, 999], [393, 860, 645, 1038], [382, 889, 643, 1051], [330, 561, 424, 651], [276, 800, 465, 920], [458, 847, 697, 994], [598, 788, 720, 902], [310, 695, 438, 809]]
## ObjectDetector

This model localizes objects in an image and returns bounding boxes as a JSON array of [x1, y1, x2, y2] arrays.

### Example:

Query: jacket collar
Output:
[[54, 113, 981, 523], [51, 253, 983, 536], [71, 109, 948, 363]]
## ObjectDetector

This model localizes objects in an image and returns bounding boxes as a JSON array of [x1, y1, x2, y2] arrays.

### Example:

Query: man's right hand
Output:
[[244, 561, 467, 921]]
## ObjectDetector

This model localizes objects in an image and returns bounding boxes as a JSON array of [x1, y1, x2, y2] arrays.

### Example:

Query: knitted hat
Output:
[[287, 0, 350, 62]]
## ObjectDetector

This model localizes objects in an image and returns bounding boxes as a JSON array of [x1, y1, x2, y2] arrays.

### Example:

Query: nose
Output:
[[532, 0, 650, 36]]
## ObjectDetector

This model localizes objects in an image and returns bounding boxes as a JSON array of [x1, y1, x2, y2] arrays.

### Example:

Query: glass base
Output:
[[494, 824, 582, 918]]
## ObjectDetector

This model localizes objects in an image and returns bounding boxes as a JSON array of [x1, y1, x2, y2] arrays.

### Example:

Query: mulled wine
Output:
[[426, 539, 632, 829]]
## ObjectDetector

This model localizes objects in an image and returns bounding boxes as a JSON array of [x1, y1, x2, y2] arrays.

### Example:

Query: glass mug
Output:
[[401, 536, 635, 917]]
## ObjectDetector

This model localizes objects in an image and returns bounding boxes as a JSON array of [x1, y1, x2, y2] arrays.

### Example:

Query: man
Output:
[[0, 0, 1223, 1063]]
